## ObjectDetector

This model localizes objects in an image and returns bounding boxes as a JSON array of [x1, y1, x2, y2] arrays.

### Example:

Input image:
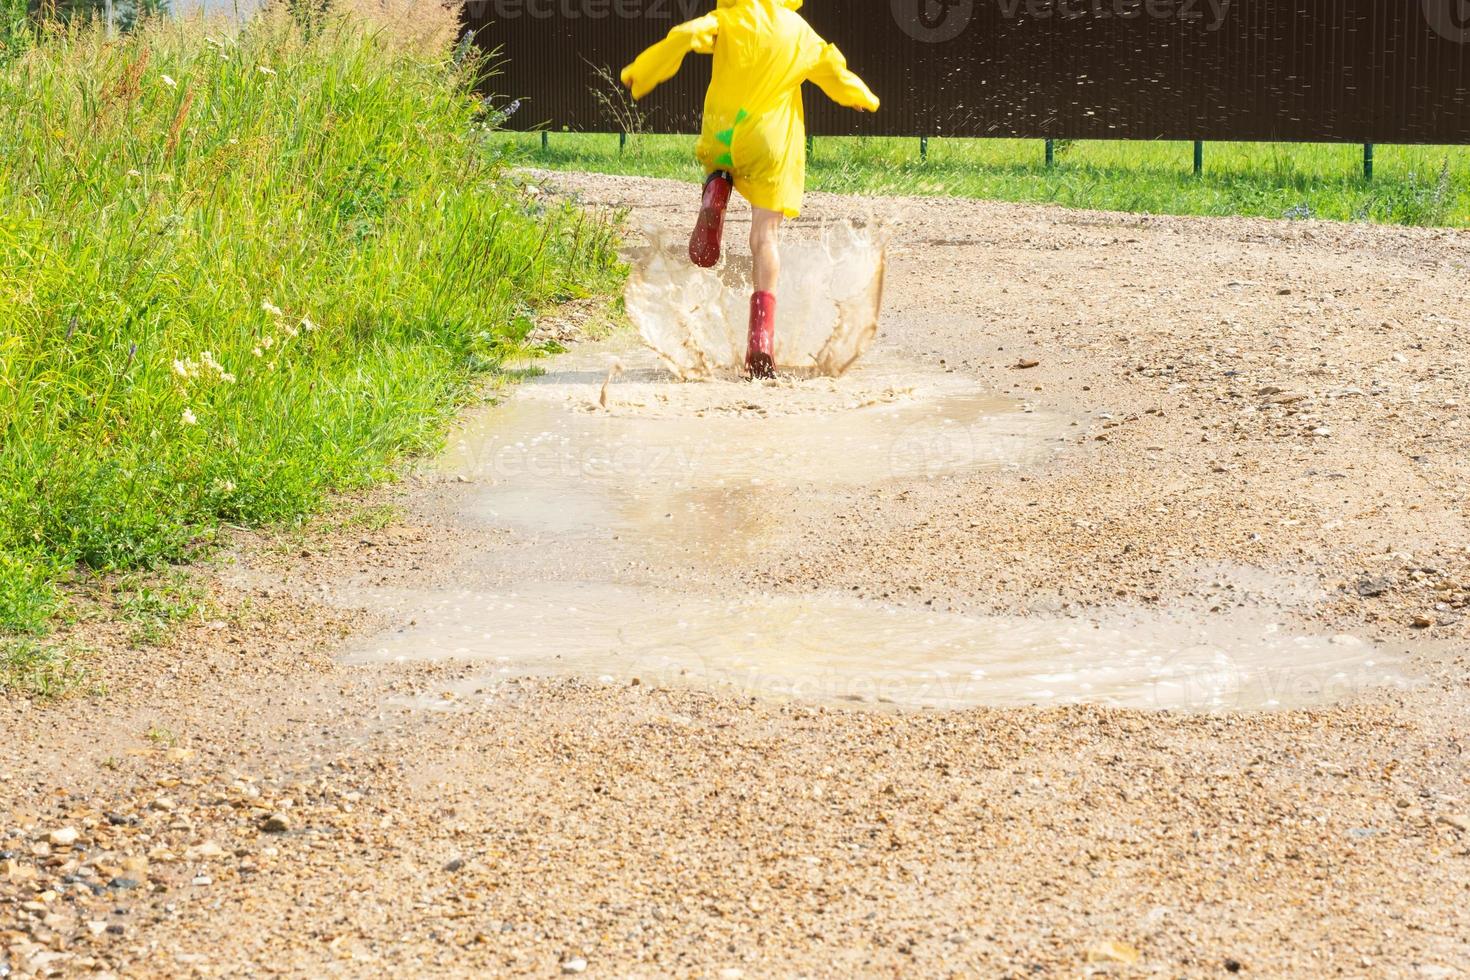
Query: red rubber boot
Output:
[[688, 170, 733, 268], [746, 290, 776, 380]]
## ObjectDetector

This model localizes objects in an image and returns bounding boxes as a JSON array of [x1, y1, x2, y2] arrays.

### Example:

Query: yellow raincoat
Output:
[[620, 0, 879, 218]]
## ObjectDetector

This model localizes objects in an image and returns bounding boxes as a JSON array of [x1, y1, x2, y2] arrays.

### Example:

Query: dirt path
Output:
[[4, 176, 1469, 977]]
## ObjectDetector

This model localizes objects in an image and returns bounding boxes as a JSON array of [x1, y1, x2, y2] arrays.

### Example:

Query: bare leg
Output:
[[750, 207, 784, 292]]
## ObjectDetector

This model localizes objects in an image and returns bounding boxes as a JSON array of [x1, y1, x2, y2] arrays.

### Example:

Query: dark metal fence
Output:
[[464, 1, 1470, 144]]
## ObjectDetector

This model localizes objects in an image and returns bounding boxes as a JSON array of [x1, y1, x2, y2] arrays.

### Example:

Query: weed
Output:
[[0, 637, 88, 698], [115, 570, 205, 647]]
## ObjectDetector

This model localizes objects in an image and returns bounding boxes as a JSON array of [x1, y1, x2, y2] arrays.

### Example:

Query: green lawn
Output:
[[495, 132, 1470, 227]]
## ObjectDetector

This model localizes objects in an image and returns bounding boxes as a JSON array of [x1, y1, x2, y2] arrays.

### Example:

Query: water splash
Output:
[[624, 220, 888, 379]]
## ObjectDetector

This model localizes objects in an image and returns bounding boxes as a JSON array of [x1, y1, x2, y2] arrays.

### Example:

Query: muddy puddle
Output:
[[341, 581, 1410, 712], [291, 339, 1420, 714], [436, 359, 1066, 552]]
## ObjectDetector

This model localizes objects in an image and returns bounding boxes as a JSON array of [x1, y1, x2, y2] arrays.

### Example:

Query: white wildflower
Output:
[[256, 65, 276, 76], [252, 347, 263, 358], [172, 357, 198, 379], [261, 299, 283, 316], [126, 169, 142, 177], [181, 408, 198, 426], [210, 477, 236, 494], [260, 335, 274, 350], [282, 323, 299, 338], [299, 316, 317, 333], [161, 74, 177, 89], [199, 350, 236, 384]]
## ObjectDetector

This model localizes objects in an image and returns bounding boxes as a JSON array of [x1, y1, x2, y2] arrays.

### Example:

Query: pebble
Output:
[[1086, 940, 1140, 965], [260, 813, 291, 833], [47, 828, 79, 847], [561, 957, 588, 973], [1436, 814, 1469, 833], [1356, 576, 1392, 597]]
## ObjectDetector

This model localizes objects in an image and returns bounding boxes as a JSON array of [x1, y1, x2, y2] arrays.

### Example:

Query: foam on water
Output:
[[625, 221, 887, 379]]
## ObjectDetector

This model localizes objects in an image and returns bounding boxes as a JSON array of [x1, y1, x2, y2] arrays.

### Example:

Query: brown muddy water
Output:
[[321, 338, 1414, 714]]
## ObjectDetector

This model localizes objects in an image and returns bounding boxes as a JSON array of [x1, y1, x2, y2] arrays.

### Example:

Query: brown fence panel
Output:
[[462, 0, 1470, 143]]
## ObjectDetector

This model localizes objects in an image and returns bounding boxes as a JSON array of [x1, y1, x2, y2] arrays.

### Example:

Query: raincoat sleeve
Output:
[[620, 14, 721, 101], [805, 43, 879, 112]]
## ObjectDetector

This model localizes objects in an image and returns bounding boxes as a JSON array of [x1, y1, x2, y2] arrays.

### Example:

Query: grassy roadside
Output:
[[0, 2, 622, 689], [496, 131, 1470, 227]]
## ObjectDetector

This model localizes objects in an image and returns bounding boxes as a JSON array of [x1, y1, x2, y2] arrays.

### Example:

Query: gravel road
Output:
[[3, 175, 1468, 977]]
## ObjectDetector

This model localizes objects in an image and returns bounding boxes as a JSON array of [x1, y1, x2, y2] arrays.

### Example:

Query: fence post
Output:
[[1044, 139, 1055, 168], [1193, 140, 1203, 177], [920, 135, 928, 162], [541, 131, 548, 152], [1363, 143, 1374, 181]]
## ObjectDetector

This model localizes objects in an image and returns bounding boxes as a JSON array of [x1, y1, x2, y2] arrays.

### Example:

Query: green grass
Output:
[[0, 5, 622, 659], [0, 637, 89, 699], [114, 569, 205, 646], [497, 132, 1469, 227]]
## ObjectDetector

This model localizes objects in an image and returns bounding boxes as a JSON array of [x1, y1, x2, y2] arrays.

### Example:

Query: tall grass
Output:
[[0, 3, 621, 638], [501, 132, 1470, 227]]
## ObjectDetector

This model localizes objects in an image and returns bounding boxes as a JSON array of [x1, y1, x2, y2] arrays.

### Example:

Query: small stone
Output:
[[1015, 358, 1040, 369], [86, 920, 107, 936], [185, 841, 226, 860], [1086, 940, 1140, 965], [191, 875, 211, 886], [561, 957, 588, 974], [260, 813, 290, 834], [1437, 814, 1470, 833], [1356, 576, 1392, 598], [1411, 614, 1432, 629], [442, 858, 465, 872], [105, 923, 126, 935], [106, 877, 141, 891], [1225, 958, 1243, 973], [47, 828, 79, 847]]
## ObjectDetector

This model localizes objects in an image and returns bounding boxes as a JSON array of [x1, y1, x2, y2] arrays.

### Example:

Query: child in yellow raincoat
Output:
[[621, 0, 879, 378]]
